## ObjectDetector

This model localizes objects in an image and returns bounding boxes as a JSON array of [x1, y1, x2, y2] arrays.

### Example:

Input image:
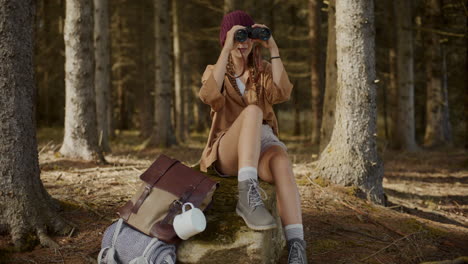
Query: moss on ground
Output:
[[401, 218, 448, 240], [344, 186, 359, 196], [295, 176, 311, 186], [313, 239, 341, 253], [59, 200, 82, 210], [313, 176, 330, 187]]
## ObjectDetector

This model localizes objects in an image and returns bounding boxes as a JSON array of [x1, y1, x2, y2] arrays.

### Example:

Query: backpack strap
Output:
[[164, 255, 175, 264], [128, 238, 160, 264], [97, 219, 124, 264], [132, 155, 179, 214]]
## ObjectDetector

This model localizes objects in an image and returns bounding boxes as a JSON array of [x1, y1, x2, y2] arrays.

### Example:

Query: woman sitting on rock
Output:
[[198, 10, 307, 264]]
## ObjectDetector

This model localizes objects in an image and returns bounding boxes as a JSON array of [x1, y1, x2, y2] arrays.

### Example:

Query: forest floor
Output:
[[0, 128, 467, 264]]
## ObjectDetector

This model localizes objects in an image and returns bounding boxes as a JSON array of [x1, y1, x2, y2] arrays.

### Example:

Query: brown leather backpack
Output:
[[117, 154, 219, 244]]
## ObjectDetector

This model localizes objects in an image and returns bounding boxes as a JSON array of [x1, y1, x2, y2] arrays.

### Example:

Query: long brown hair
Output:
[[226, 44, 264, 106], [226, 44, 264, 81]]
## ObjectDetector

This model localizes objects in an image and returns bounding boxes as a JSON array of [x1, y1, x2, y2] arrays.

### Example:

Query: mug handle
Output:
[[182, 202, 194, 213]]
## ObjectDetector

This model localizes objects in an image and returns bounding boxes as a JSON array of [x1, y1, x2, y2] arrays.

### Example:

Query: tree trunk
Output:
[[173, 0, 185, 143], [182, 50, 192, 139], [224, 0, 238, 14], [423, 0, 452, 147], [392, 0, 418, 151], [293, 81, 301, 136], [386, 0, 397, 146], [111, 1, 135, 132], [61, 0, 104, 162], [136, 0, 154, 139], [94, 0, 111, 152], [147, 0, 176, 147], [35, 0, 66, 127], [0, 0, 71, 250], [315, 0, 385, 205], [319, 0, 337, 153], [309, 0, 323, 145]]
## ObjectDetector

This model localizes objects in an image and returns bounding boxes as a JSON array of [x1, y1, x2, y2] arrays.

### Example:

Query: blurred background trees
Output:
[[33, 0, 466, 151]]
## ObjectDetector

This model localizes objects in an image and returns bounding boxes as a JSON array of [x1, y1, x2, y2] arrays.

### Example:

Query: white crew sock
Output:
[[284, 224, 304, 241], [238, 166, 258, 182]]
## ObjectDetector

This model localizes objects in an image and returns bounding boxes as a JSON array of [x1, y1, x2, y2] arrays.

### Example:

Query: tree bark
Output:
[[294, 81, 301, 136], [147, 0, 177, 147], [61, 0, 104, 162], [392, 0, 418, 151], [319, 0, 337, 153], [309, 0, 323, 145], [224, 0, 239, 14], [315, 0, 385, 205], [423, 0, 452, 147], [94, 0, 111, 152], [173, 0, 185, 143], [136, 0, 154, 139], [111, 0, 135, 132], [35, 0, 66, 127], [0, 0, 71, 250], [386, 0, 397, 146], [182, 49, 192, 140]]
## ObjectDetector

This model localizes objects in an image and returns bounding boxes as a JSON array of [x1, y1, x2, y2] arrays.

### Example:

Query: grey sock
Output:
[[238, 166, 258, 182], [284, 224, 304, 241]]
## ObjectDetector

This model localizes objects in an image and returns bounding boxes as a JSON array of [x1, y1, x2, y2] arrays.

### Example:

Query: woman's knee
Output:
[[268, 147, 294, 178], [241, 104, 263, 120], [271, 153, 290, 169]]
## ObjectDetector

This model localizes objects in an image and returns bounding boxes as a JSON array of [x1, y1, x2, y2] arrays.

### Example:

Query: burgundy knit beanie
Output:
[[219, 10, 255, 47]]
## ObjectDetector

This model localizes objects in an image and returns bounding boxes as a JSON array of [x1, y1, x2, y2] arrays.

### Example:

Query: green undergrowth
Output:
[[59, 200, 82, 211], [0, 232, 39, 257], [313, 239, 340, 253], [400, 218, 448, 240], [312, 176, 330, 187], [343, 186, 359, 196]]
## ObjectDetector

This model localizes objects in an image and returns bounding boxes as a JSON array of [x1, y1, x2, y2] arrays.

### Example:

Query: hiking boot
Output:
[[287, 238, 308, 264], [236, 178, 277, 230]]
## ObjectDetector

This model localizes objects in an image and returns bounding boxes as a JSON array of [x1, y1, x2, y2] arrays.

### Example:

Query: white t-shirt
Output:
[[235, 77, 246, 95]]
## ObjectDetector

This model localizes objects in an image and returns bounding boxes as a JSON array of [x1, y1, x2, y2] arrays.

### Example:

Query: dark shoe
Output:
[[287, 238, 308, 264], [236, 178, 277, 230]]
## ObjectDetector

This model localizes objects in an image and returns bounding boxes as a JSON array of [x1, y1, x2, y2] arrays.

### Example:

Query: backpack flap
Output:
[[117, 154, 219, 243]]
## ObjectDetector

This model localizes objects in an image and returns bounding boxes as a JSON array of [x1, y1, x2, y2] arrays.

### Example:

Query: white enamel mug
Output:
[[173, 202, 206, 240]]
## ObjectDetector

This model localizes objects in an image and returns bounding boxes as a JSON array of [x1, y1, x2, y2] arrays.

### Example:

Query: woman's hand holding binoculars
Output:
[[222, 24, 279, 56], [250, 24, 278, 55], [223, 25, 248, 53]]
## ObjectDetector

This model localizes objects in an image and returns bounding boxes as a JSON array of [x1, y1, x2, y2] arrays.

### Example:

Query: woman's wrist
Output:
[[269, 49, 280, 57], [269, 47, 279, 57], [221, 46, 231, 56]]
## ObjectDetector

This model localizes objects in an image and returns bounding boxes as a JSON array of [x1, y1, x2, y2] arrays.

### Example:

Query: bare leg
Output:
[[215, 105, 277, 230], [215, 104, 263, 175], [258, 145, 302, 225]]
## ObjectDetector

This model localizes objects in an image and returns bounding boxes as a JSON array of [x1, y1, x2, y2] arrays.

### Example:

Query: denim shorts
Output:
[[213, 124, 288, 177]]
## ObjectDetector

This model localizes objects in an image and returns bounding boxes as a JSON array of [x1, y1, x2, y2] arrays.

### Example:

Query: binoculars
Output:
[[234, 26, 271, 42]]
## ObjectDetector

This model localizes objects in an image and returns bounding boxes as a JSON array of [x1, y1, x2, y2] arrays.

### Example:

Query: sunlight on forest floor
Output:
[[1, 128, 466, 264]]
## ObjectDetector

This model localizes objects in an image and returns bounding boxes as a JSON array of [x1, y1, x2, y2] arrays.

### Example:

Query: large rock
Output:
[[177, 165, 285, 264]]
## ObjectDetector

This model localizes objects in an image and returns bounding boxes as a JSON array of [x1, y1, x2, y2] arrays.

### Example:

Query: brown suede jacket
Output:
[[198, 60, 293, 173]]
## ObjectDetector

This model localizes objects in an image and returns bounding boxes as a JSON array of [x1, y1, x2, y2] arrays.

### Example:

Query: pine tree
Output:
[[315, 0, 385, 204]]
